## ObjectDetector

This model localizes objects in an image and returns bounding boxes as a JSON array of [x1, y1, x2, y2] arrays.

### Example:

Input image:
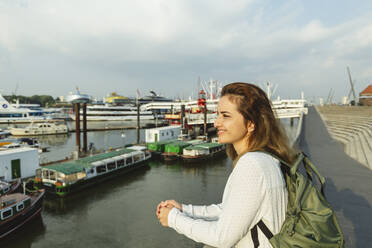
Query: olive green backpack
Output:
[[251, 152, 345, 248]]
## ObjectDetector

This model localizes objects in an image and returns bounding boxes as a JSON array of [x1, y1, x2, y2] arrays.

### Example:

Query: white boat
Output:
[[9, 122, 69, 136], [70, 105, 155, 121], [65, 93, 91, 104], [0, 94, 51, 124]]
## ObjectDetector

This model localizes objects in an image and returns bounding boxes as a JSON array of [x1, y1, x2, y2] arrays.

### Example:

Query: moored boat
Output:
[[34, 146, 151, 197], [147, 139, 177, 158], [161, 139, 204, 161], [9, 122, 68, 136], [181, 142, 226, 163], [0, 189, 45, 239]]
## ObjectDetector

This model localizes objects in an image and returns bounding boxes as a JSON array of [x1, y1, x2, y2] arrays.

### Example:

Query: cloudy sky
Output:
[[1, 0, 372, 103]]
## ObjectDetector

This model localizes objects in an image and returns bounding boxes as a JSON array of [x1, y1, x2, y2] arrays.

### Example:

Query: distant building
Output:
[[359, 85, 372, 106]]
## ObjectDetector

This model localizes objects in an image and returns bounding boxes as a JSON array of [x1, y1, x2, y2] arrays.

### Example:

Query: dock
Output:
[[299, 106, 372, 248]]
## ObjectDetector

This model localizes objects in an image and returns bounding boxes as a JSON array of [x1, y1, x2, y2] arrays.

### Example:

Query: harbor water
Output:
[[1, 119, 298, 248]]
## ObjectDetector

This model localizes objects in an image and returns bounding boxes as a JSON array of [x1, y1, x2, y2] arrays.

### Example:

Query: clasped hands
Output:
[[156, 199, 182, 227]]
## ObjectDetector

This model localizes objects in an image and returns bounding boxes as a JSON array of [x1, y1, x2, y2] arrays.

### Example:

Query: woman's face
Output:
[[214, 96, 249, 146]]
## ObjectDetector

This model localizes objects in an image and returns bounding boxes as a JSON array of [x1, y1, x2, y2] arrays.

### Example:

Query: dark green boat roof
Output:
[[184, 142, 223, 151], [147, 139, 177, 145], [43, 148, 138, 175]]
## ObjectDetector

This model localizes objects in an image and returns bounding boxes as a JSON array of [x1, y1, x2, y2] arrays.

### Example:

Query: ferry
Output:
[[9, 122, 69, 136], [34, 146, 151, 197], [70, 105, 155, 121], [0, 189, 45, 239], [181, 142, 226, 163]]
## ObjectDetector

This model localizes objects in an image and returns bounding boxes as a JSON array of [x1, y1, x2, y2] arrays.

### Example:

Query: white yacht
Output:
[[70, 105, 155, 121], [9, 122, 69, 136], [0, 94, 51, 123]]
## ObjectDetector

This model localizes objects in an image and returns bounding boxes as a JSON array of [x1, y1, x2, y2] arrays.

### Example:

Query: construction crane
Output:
[[347, 66, 357, 105]]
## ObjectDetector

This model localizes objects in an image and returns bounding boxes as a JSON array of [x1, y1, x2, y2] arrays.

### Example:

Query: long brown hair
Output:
[[221, 82, 296, 165]]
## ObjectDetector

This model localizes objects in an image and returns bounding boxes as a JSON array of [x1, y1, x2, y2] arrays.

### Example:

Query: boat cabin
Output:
[[0, 147, 40, 181], [0, 193, 31, 222], [183, 142, 224, 156], [145, 125, 181, 143]]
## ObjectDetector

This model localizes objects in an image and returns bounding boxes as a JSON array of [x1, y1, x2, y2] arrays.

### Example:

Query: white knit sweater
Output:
[[168, 152, 288, 248]]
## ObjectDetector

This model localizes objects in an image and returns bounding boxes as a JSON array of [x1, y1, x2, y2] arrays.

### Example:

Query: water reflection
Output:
[[0, 216, 46, 248], [43, 165, 150, 214]]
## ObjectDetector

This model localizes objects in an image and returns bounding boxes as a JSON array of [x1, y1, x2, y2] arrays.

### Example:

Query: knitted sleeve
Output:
[[168, 155, 266, 248], [181, 203, 222, 220]]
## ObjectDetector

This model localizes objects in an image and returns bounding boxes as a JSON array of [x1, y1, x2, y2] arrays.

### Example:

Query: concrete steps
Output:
[[317, 106, 372, 170]]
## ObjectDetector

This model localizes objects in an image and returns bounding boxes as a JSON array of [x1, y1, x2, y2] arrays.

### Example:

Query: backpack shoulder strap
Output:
[[251, 220, 274, 248]]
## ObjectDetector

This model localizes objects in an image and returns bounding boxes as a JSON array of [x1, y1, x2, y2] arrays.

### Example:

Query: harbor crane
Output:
[[347, 66, 357, 105]]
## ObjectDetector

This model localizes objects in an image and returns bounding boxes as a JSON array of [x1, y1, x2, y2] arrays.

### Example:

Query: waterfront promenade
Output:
[[299, 106, 372, 248], [317, 106, 372, 169]]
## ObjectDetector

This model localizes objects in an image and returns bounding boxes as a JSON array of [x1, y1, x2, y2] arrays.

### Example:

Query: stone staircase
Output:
[[317, 106, 372, 169]]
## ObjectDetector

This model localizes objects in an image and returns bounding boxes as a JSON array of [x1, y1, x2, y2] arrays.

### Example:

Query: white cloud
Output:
[[0, 0, 372, 101]]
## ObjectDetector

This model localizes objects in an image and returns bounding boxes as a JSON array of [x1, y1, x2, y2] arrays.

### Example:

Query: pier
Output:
[[299, 106, 372, 247]]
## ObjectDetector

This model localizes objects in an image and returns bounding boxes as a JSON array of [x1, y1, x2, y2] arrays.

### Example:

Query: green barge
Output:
[[34, 146, 151, 197], [147, 139, 177, 158], [161, 139, 204, 161]]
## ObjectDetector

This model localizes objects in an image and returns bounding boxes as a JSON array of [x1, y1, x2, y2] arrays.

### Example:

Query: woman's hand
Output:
[[158, 205, 174, 227], [156, 199, 182, 217], [163, 200, 182, 211], [156, 200, 182, 227]]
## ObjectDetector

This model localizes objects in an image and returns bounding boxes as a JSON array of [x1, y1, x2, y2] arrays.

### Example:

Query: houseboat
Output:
[[161, 139, 204, 161], [9, 122, 68, 136], [0, 189, 45, 239], [34, 146, 151, 197], [181, 142, 226, 163]]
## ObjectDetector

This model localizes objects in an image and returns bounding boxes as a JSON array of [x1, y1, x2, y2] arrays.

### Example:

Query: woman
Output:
[[156, 82, 296, 248]]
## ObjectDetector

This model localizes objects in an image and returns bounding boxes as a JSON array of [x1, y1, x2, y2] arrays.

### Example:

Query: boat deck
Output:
[[0, 194, 28, 210], [299, 106, 372, 248]]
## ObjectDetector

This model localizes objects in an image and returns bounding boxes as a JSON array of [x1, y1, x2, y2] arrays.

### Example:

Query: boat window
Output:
[[64, 174, 78, 183], [125, 157, 133, 165], [43, 170, 49, 179], [49, 171, 56, 180], [96, 165, 107, 174], [76, 172, 86, 180], [1, 208, 13, 220], [107, 162, 116, 170], [36, 169, 42, 178], [16, 202, 25, 212], [133, 154, 143, 163], [117, 159, 125, 167]]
